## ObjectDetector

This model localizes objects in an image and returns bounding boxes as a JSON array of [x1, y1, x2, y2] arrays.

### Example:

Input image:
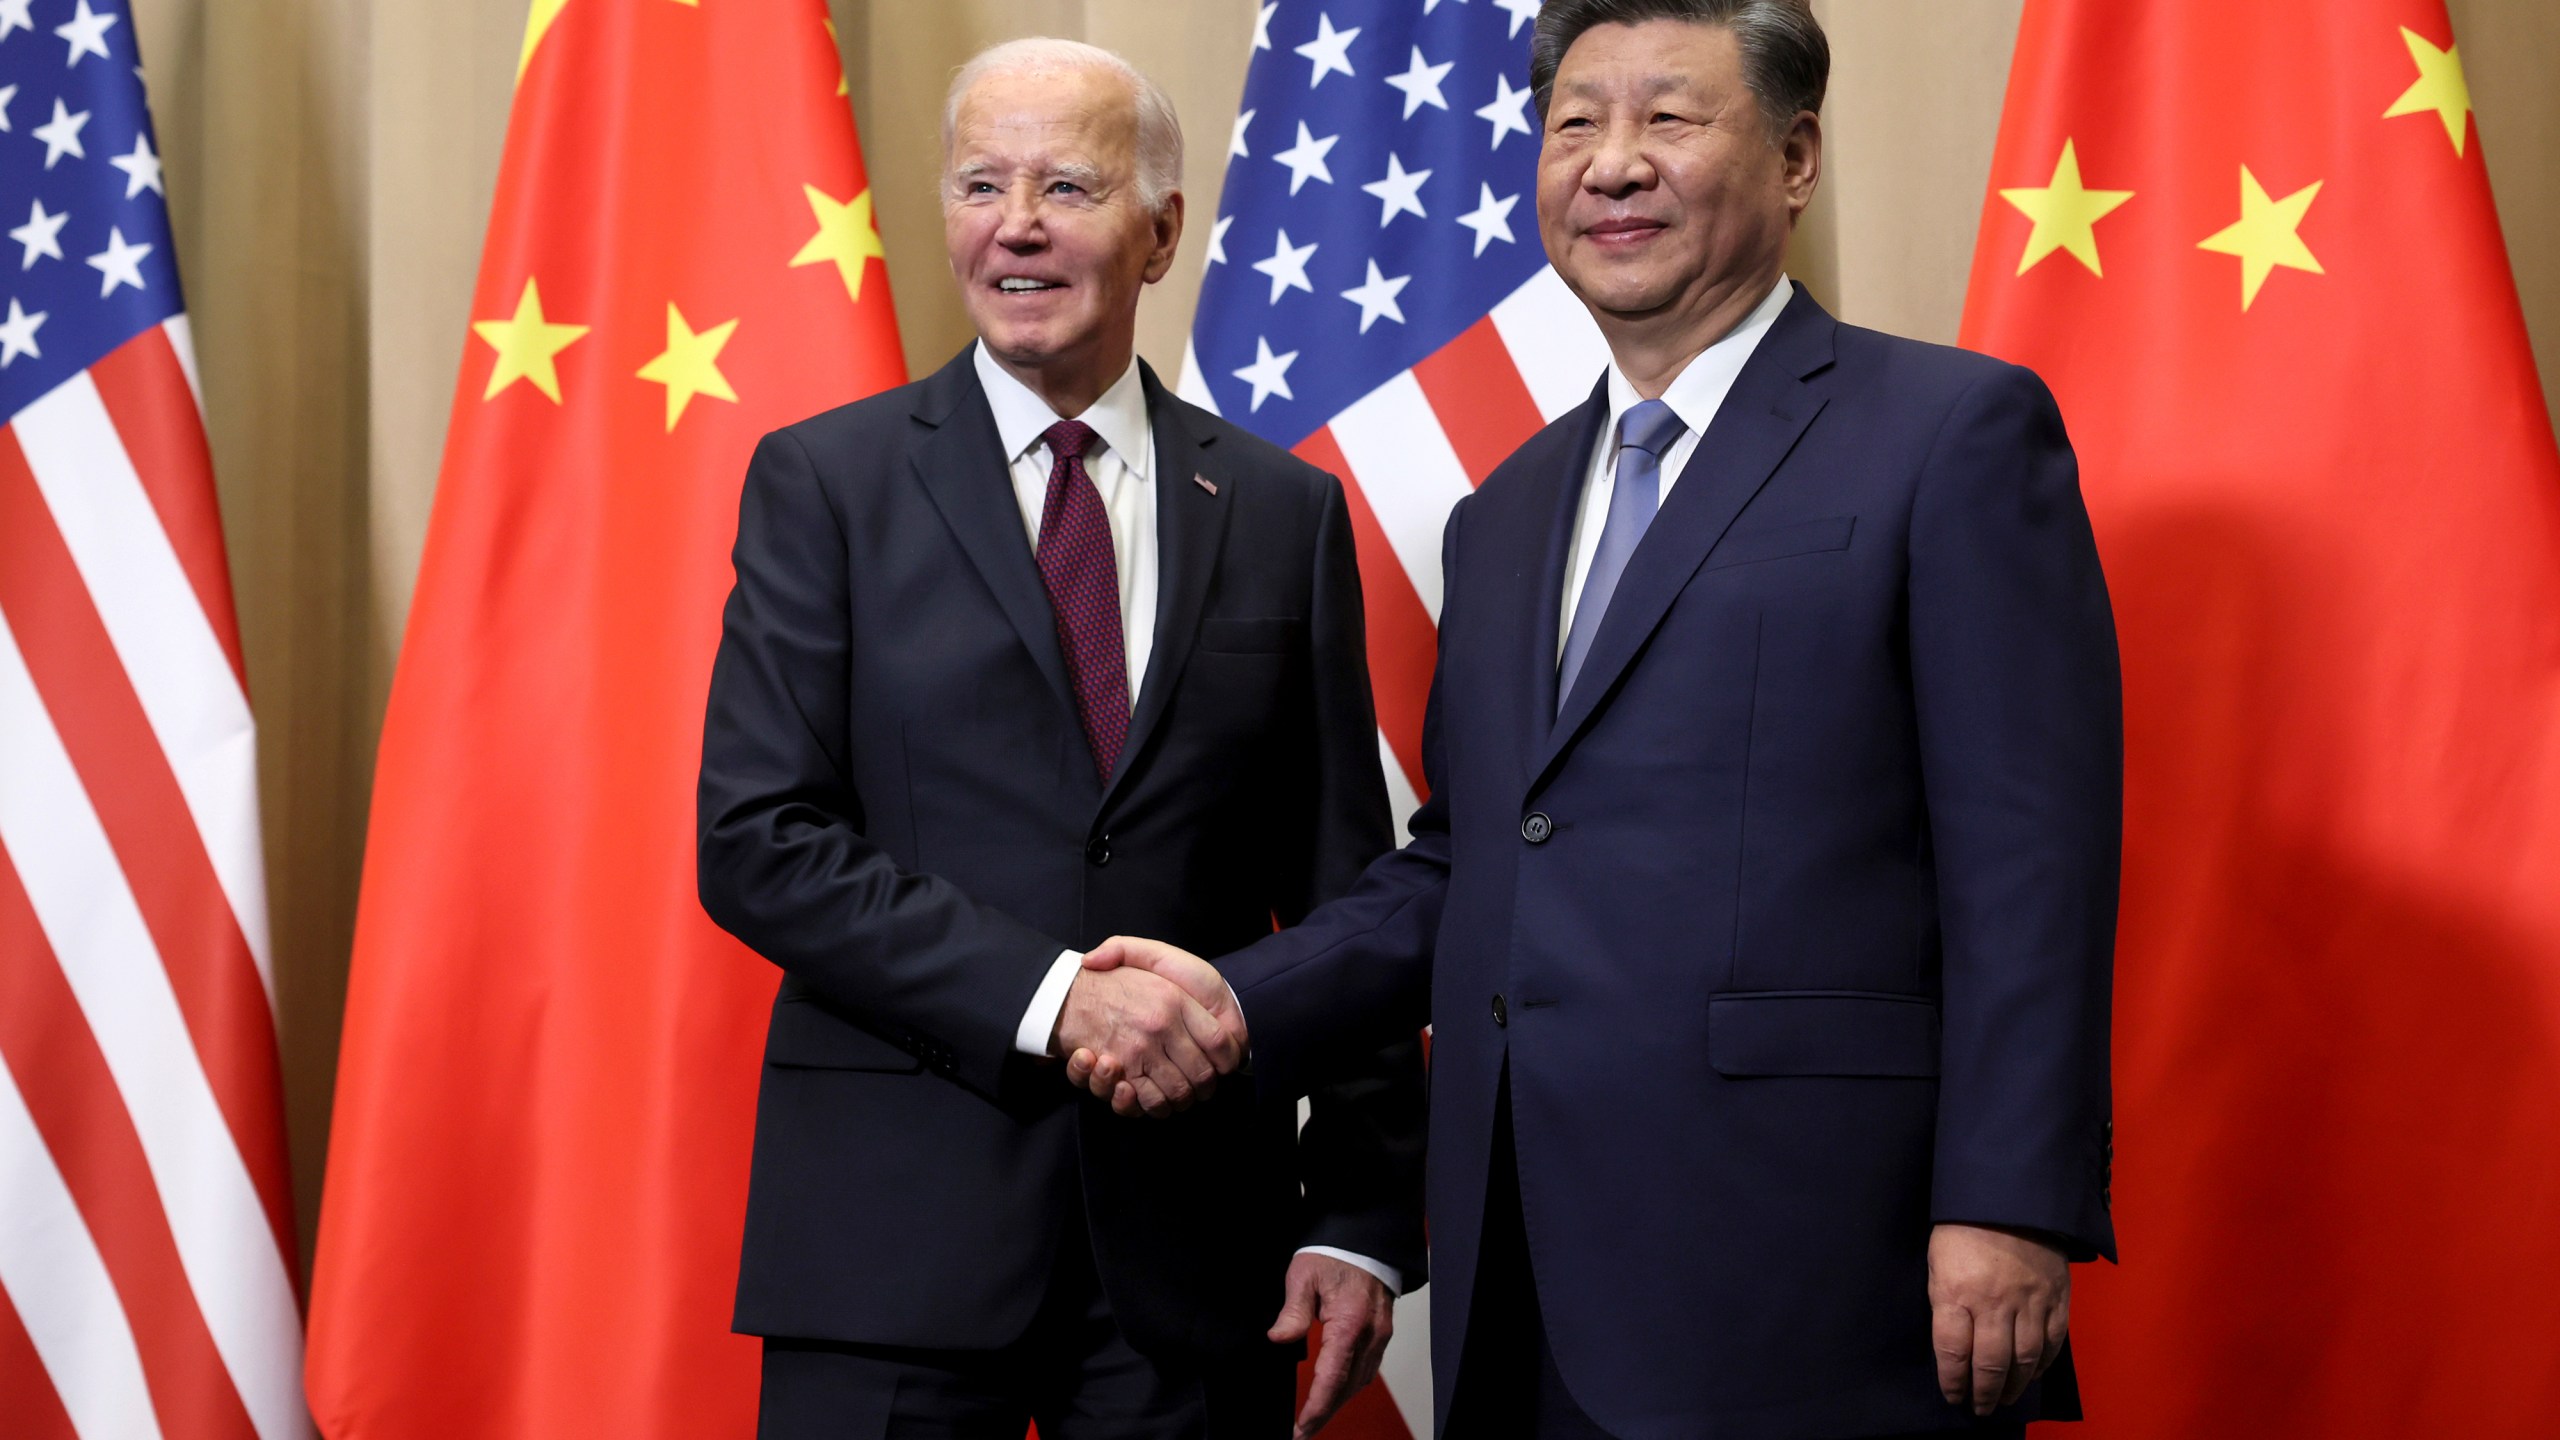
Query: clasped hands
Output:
[[1050, 937, 1238, 1117]]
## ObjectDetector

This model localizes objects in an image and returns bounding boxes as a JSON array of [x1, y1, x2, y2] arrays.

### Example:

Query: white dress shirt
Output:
[[975, 345, 1399, 1293], [1557, 276, 1795, 658]]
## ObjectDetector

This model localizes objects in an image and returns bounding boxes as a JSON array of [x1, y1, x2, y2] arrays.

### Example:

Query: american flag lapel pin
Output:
[[1194, 473, 1218, 496]]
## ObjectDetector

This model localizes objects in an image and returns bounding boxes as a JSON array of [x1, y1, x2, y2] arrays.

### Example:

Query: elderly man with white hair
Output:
[[695, 37, 1426, 1440]]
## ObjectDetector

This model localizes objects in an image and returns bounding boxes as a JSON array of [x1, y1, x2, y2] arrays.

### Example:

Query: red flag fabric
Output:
[[302, 2, 903, 1435], [1961, 2, 2560, 1434]]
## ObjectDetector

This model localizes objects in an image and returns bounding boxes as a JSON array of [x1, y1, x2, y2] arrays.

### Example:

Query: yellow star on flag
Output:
[[636, 303, 741, 431], [791, 184, 887, 305], [518, 0, 568, 82], [2383, 26, 2472, 155], [1999, 138, 2135, 277], [473, 277, 590, 403], [823, 18, 849, 97], [2197, 166, 2324, 311]]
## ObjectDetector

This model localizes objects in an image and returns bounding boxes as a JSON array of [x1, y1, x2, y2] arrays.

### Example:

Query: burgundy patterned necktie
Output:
[[1033, 420, 1129, 782]]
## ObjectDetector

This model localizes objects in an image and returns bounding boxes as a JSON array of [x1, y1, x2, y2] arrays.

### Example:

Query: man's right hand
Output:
[[1051, 949, 1245, 1118], [1063, 937, 1245, 1117]]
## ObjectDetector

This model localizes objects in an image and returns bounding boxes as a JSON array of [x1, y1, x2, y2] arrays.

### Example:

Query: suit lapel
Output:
[[1531, 289, 1839, 792], [909, 349, 1078, 718], [1103, 363, 1232, 805], [1504, 380, 1610, 774]]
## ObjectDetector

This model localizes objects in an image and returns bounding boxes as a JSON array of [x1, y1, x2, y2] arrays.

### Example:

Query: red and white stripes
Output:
[[1184, 266, 1608, 825], [0, 320, 308, 1439]]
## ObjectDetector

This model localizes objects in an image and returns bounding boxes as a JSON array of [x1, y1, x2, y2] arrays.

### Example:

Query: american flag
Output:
[[0, 4, 306, 1438], [1181, 2, 1608, 1433], [1182, 0, 1606, 834]]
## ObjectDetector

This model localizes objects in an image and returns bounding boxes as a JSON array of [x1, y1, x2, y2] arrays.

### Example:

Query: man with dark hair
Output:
[[1078, 2, 2118, 1437]]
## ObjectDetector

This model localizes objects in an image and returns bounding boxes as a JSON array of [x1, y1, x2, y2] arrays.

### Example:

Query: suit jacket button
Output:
[[1520, 812, 1553, 844], [1491, 993, 1509, 1027], [1085, 836, 1112, 867]]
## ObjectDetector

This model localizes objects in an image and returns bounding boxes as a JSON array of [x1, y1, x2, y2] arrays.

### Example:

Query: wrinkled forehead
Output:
[[948, 66, 1140, 173]]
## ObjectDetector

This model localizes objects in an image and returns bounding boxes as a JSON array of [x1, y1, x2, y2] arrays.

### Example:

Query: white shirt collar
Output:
[[973, 341, 1153, 483], [1602, 274, 1794, 444]]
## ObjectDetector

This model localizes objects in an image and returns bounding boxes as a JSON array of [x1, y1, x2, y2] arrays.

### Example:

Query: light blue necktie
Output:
[[1558, 399, 1687, 709]]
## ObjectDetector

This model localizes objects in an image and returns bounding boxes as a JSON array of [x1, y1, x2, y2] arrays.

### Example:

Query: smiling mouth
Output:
[[996, 278, 1065, 293]]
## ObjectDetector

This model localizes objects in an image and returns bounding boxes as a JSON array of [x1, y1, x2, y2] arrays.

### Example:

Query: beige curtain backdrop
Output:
[[118, 0, 2560, 1275]]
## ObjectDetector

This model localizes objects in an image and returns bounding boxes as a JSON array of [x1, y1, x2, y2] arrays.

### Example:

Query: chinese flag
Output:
[[1962, 2, 2560, 1435], [303, 2, 903, 1435]]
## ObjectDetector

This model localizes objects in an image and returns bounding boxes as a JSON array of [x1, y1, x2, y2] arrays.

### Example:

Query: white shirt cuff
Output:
[[1225, 978, 1250, 1071], [1295, 1246, 1404, 1296], [1014, 949, 1086, 1056]]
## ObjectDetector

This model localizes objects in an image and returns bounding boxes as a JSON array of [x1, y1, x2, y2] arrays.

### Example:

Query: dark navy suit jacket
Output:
[[1221, 290, 2121, 1439], [697, 350, 1426, 1362]]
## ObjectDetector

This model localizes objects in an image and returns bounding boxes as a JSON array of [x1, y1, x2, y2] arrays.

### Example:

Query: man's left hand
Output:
[[1268, 1252, 1395, 1439], [1927, 1222, 2070, 1416]]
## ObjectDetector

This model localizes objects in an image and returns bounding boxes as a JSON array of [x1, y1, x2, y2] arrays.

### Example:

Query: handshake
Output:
[[1051, 937, 1245, 1117]]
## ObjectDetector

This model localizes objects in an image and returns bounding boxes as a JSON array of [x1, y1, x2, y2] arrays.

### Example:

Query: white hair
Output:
[[943, 37, 1184, 213]]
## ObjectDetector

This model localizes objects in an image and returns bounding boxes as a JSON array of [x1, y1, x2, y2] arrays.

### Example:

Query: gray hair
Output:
[[943, 38, 1185, 213], [1530, 0, 1829, 143]]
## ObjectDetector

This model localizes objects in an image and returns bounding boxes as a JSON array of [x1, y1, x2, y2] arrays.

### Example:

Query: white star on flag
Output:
[[0, 82, 16, 130], [1495, 0, 1541, 39], [0, 296, 44, 366], [0, 0, 33, 42], [1294, 12, 1360, 88], [1230, 107, 1256, 159], [1361, 152, 1432, 226], [34, 98, 88, 167], [1252, 228, 1318, 303], [1272, 121, 1339, 194], [1384, 46, 1453, 119], [1231, 335, 1299, 411], [1207, 214, 1233, 266], [1253, 2, 1276, 51], [87, 224, 153, 295], [1456, 182, 1519, 255], [11, 198, 68, 268], [1476, 72, 1533, 149], [111, 131, 164, 198], [1186, 0, 1608, 1012], [55, 0, 119, 66], [1340, 260, 1411, 333]]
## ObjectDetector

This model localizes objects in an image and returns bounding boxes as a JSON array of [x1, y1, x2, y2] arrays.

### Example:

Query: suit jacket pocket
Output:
[[1707, 990, 1938, 1077], [1196, 616, 1305, 654], [1702, 515, 1856, 572], [764, 996, 926, 1073]]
